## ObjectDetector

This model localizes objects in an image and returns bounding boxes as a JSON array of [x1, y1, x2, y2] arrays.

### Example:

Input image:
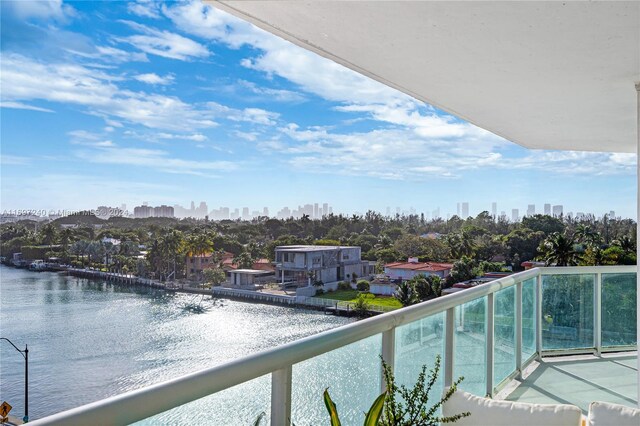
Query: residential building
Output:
[[526, 204, 535, 217], [544, 203, 551, 215], [274, 245, 372, 286], [153, 205, 174, 218], [133, 205, 153, 219], [461, 202, 469, 218], [511, 208, 519, 222], [384, 258, 453, 281], [552, 204, 564, 217]]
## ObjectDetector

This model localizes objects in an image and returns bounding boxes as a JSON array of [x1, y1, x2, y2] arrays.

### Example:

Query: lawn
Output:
[[315, 289, 403, 309]]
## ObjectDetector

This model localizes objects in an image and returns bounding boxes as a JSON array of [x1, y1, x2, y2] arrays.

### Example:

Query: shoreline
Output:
[[1, 264, 370, 316]]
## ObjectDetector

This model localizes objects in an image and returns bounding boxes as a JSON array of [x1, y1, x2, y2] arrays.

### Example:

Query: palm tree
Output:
[[233, 251, 254, 269], [575, 224, 601, 246], [394, 280, 418, 307], [39, 223, 57, 246], [538, 232, 579, 266]]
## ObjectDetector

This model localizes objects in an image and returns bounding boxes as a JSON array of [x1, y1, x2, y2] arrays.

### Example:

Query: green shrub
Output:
[[356, 279, 370, 292], [337, 281, 351, 291], [315, 288, 325, 296]]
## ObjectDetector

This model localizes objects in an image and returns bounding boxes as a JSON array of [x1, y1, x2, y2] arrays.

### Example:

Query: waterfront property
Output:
[[384, 258, 453, 281], [275, 245, 374, 287], [24, 2, 640, 425]]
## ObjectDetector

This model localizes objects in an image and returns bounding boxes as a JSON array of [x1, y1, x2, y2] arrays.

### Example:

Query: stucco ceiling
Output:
[[211, 1, 640, 153]]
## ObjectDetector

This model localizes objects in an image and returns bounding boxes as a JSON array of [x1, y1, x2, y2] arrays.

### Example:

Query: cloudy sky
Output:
[[0, 0, 636, 218]]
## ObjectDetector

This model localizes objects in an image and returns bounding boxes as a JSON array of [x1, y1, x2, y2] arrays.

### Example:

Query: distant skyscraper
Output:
[[552, 205, 563, 217], [323, 203, 329, 217], [544, 203, 551, 215], [456, 203, 461, 217], [491, 202, 497, 218], [386, 206, 391, 216], [527, 204, 535, 217], [511, 209, 519, 222], [263, 207, 269, 217], [609, 210, 615, 218], [461, 202, 469, 218], [314, 203, 319, 219]]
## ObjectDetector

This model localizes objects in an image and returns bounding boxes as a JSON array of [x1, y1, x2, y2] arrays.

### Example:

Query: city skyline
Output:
[[1, 1, 637, 219]]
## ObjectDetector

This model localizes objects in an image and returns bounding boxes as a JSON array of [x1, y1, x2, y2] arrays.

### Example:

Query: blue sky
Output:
[[0, 0, 636, 219]]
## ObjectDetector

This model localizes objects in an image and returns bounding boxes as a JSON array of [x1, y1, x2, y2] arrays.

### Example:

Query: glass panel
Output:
[[454, 297, 486, 396], [542, 274, 594, 350], [494, 286, 515, 385], [292, 334, 382, 425], [133, 374, 271, 425], [395, 313, 445, 405], [522, 278, 537, 360], [602, 273, 637, 347]]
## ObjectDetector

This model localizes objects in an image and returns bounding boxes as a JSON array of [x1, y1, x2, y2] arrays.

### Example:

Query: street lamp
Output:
[[0, 338, 28, 423]]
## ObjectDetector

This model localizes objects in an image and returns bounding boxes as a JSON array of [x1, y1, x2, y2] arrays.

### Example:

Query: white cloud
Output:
[[261, 123, 635, 181], [1, 101, 54, 113], [236, 80, 306, 103], [155, 132, 208, 142], [206, 102, 280, 126], [133, 73, 175, 85], [127, 0, 161, 19], [95, 46, 149, 63], [3, 0, 75, 22], [116, 21, 210, 61], [1, 54, 218, 131], [67, 130, 115, 147], [74, 146, 237, 177], [0, 155, 32, 165]]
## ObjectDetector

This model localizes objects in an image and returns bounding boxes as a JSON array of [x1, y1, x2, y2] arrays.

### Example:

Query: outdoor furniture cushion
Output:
[[442, 388, 583, 426], [587, 401, 640, 426]]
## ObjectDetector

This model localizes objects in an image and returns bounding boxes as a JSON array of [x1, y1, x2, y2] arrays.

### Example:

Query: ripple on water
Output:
[[0, 267, 355, 424]]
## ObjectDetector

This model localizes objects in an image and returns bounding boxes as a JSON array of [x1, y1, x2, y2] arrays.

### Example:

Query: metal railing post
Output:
[[594, 273, 602, 356], [515, 282, 523, 379], [271, 365, 292, 426], [486, 293, 494, 397], [536, 273, 543, 360], [381, 328, 396, 394], [444, 308, 455, 388]]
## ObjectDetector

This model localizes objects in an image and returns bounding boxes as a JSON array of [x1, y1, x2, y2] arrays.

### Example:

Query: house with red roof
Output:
[[384, 258, 454, 281]]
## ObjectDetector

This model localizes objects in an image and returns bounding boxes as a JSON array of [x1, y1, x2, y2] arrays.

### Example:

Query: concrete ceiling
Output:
[[211, 1, 640, 153]]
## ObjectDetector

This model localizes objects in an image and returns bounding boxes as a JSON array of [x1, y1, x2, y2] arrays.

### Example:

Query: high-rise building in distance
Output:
[[527, 204, 535, 217], [544, 203, 551, 215], [552, 205, 563, 217], [511, 209, 519, 222], [461, 202, 469, 218]]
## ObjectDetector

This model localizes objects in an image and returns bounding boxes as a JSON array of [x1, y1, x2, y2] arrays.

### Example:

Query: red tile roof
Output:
[[384, 261, 454, 272]]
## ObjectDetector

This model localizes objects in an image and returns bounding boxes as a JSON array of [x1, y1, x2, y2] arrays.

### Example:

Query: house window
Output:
[[312, 257, 321, 266], [343, 254, 350, 260]]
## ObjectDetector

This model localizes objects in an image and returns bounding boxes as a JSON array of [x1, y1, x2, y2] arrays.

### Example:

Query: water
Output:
[[0, 267, 359, 424]]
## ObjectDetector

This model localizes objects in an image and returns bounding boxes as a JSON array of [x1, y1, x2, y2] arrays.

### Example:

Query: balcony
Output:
[[29, 266, 637, 425]]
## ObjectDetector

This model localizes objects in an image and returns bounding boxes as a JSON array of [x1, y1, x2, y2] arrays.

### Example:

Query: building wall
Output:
[[384, 268, 446, 281], [370, 284, 396, 296]]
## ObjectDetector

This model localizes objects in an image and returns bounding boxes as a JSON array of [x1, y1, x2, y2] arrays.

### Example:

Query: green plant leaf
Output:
[[323, 388, 342, 426], [363, 391, 386, 426]]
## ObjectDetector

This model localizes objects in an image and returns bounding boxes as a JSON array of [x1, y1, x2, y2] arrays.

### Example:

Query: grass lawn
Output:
[[315, 289, 402, 309]]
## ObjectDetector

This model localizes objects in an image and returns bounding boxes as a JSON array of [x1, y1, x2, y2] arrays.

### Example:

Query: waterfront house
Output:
[[384, 258, 453, 281], [30, 2, 639, 425], [275, 245, 373, 287]]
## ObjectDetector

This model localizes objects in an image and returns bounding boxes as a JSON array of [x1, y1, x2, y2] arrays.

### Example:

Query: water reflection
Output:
[[0, 266, 353, 423]]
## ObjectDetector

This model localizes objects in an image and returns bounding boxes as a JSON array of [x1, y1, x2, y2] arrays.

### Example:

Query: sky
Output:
[[0, 0, 636, 219]]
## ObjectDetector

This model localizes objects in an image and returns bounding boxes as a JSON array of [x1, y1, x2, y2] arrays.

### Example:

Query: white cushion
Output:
[[587, 401, 640, 426], [442, 388, 583, 426]]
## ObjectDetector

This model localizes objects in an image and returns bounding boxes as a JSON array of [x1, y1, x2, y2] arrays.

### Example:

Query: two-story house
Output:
[[274, 245, 372, 287]]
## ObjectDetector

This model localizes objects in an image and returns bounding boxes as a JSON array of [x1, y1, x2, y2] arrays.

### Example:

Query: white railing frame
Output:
[[28, 266, 637, 425]]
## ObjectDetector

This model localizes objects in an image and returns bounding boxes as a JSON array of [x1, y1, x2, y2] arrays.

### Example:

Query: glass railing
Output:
[[29, 266, 637, 425]]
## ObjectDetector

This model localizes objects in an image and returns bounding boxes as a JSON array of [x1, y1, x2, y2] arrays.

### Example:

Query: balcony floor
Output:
[[501, 352, 638, 414]]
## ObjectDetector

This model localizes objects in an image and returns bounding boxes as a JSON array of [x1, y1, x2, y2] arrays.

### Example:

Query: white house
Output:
[[384, 258, 453, 282], [275, 245, 372, 287]]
